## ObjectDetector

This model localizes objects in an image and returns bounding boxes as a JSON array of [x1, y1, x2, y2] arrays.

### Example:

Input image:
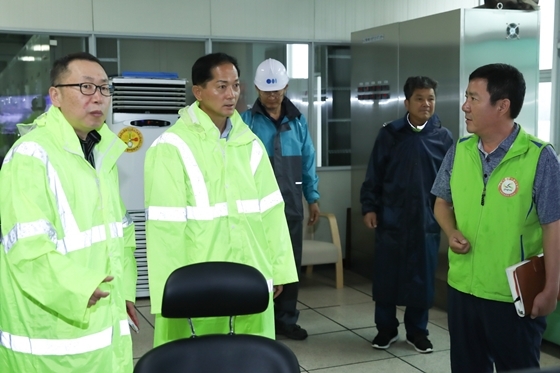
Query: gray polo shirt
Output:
[[431, 124, 560, 224]]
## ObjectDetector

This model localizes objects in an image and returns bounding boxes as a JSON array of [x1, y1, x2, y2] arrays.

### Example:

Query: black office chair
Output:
[[134, 261, 300, 373]]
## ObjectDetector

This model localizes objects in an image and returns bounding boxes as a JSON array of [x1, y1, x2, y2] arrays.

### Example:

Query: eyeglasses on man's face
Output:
[[55, 82, 114, 97]]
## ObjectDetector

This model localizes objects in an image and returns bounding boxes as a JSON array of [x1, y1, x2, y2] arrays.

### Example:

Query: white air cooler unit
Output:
[[108, 77, 187, 298]]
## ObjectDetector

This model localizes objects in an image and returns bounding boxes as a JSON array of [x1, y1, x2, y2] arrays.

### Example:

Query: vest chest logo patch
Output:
[[498, 177, 519, 197]]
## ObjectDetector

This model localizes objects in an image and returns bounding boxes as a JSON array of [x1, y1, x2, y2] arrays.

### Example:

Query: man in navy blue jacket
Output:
[[242, 59, 320, 340], [360, 76, 453, 353]]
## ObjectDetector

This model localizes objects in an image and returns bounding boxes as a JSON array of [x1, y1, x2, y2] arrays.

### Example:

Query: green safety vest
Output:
[[0, 106, 137, 373], [449, 127, 545, 302], [145, 102, 298, 347]]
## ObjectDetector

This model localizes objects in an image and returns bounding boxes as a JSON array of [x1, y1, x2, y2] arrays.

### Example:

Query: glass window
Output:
[[0, 34, 87, 168], [97, 38, 205, 104], [540, 0, 556, 70], [314, 44, 351, 167], [537, 1, 556, 142], [287, 44, 309, 79], [96, 38, 119, 77], [538, 82, 551, 142], [97, 38, 118, 59]]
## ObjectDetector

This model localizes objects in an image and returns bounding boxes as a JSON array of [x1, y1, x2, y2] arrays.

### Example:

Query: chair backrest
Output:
[[161, 261, 270, 318], [134, 262, 300, 373]]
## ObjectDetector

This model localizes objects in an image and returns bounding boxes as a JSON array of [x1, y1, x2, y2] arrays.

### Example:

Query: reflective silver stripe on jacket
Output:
[[186, 203, 229, 220], [0, 320, 129, 356], [57, 223, 123, 255], [109, 222, 124, 239], [151, 133, 210, 208], [2, 220, 57, 253], [259, 190, 284, 213], [250, 140, 263, 175], [120, 319, 131, 336], [147, 134, 283, 222], [146, 206, 188, 222], [4, 221, 123, 255], [6, 142, 80, 234], [146, 203, 229, 223], [236, 199, 260, 214], [3, 142, 123, 254]]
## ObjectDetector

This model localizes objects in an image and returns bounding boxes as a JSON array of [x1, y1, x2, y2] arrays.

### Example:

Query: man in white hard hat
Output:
[[241, 58, 320, 340]]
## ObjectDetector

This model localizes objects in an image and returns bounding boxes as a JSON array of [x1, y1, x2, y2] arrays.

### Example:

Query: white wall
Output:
[[211, 0, 315, 40], [92, 0, 211, 37], [0, 0, 93, 34], [315, 0, 481, 40], [1, 0, 481, 41]]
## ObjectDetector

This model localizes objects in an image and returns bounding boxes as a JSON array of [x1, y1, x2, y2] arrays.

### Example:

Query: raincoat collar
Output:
[[179, 101, 254, 145], [18, 105, 125, 171], [390, 112, 441, 132]]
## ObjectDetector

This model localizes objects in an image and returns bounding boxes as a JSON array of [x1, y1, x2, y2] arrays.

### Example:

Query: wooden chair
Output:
[[302, 202, 344, 289]]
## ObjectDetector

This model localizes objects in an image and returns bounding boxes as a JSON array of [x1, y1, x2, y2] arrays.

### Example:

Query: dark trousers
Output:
[[375, 302, 429, 338], [274, 219, 303, 327], [448, 285, 546, 373]]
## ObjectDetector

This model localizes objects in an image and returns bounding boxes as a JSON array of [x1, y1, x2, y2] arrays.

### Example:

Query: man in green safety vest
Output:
[[433, 63, 560, 373]]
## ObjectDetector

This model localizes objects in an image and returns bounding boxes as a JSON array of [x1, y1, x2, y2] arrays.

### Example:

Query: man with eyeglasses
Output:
[[241, 59, 320, 341], [0, 52, 137, 373]]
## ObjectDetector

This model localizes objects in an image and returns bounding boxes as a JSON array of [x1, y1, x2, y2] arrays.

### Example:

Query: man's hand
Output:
[[307, 203, 320, 226], [363, 212, 377, 229], [88, 276, 113, 308], [448, 230, 470, 254], [126, 300, 140, 331], [531, 290, 558, 318], [273, 285, 284, 299]]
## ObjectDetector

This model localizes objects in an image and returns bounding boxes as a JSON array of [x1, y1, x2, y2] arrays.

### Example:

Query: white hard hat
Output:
[[254, 59, 289, 91]]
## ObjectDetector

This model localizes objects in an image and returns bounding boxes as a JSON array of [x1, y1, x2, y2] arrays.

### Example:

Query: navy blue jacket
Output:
[[360, 113, 453, 308], [242, 98, 319, 221]]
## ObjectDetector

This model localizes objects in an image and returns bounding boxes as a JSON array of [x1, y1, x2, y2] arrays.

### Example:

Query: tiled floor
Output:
[[131, 268, 560, 372]]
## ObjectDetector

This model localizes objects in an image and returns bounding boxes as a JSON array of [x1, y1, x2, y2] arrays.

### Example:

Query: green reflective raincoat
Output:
[[145, 102, 298, 347], [0, 106, 137, 373]]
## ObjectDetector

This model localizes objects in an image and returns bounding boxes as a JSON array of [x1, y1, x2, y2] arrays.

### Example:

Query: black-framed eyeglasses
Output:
[[55, 83, 114, 97]]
